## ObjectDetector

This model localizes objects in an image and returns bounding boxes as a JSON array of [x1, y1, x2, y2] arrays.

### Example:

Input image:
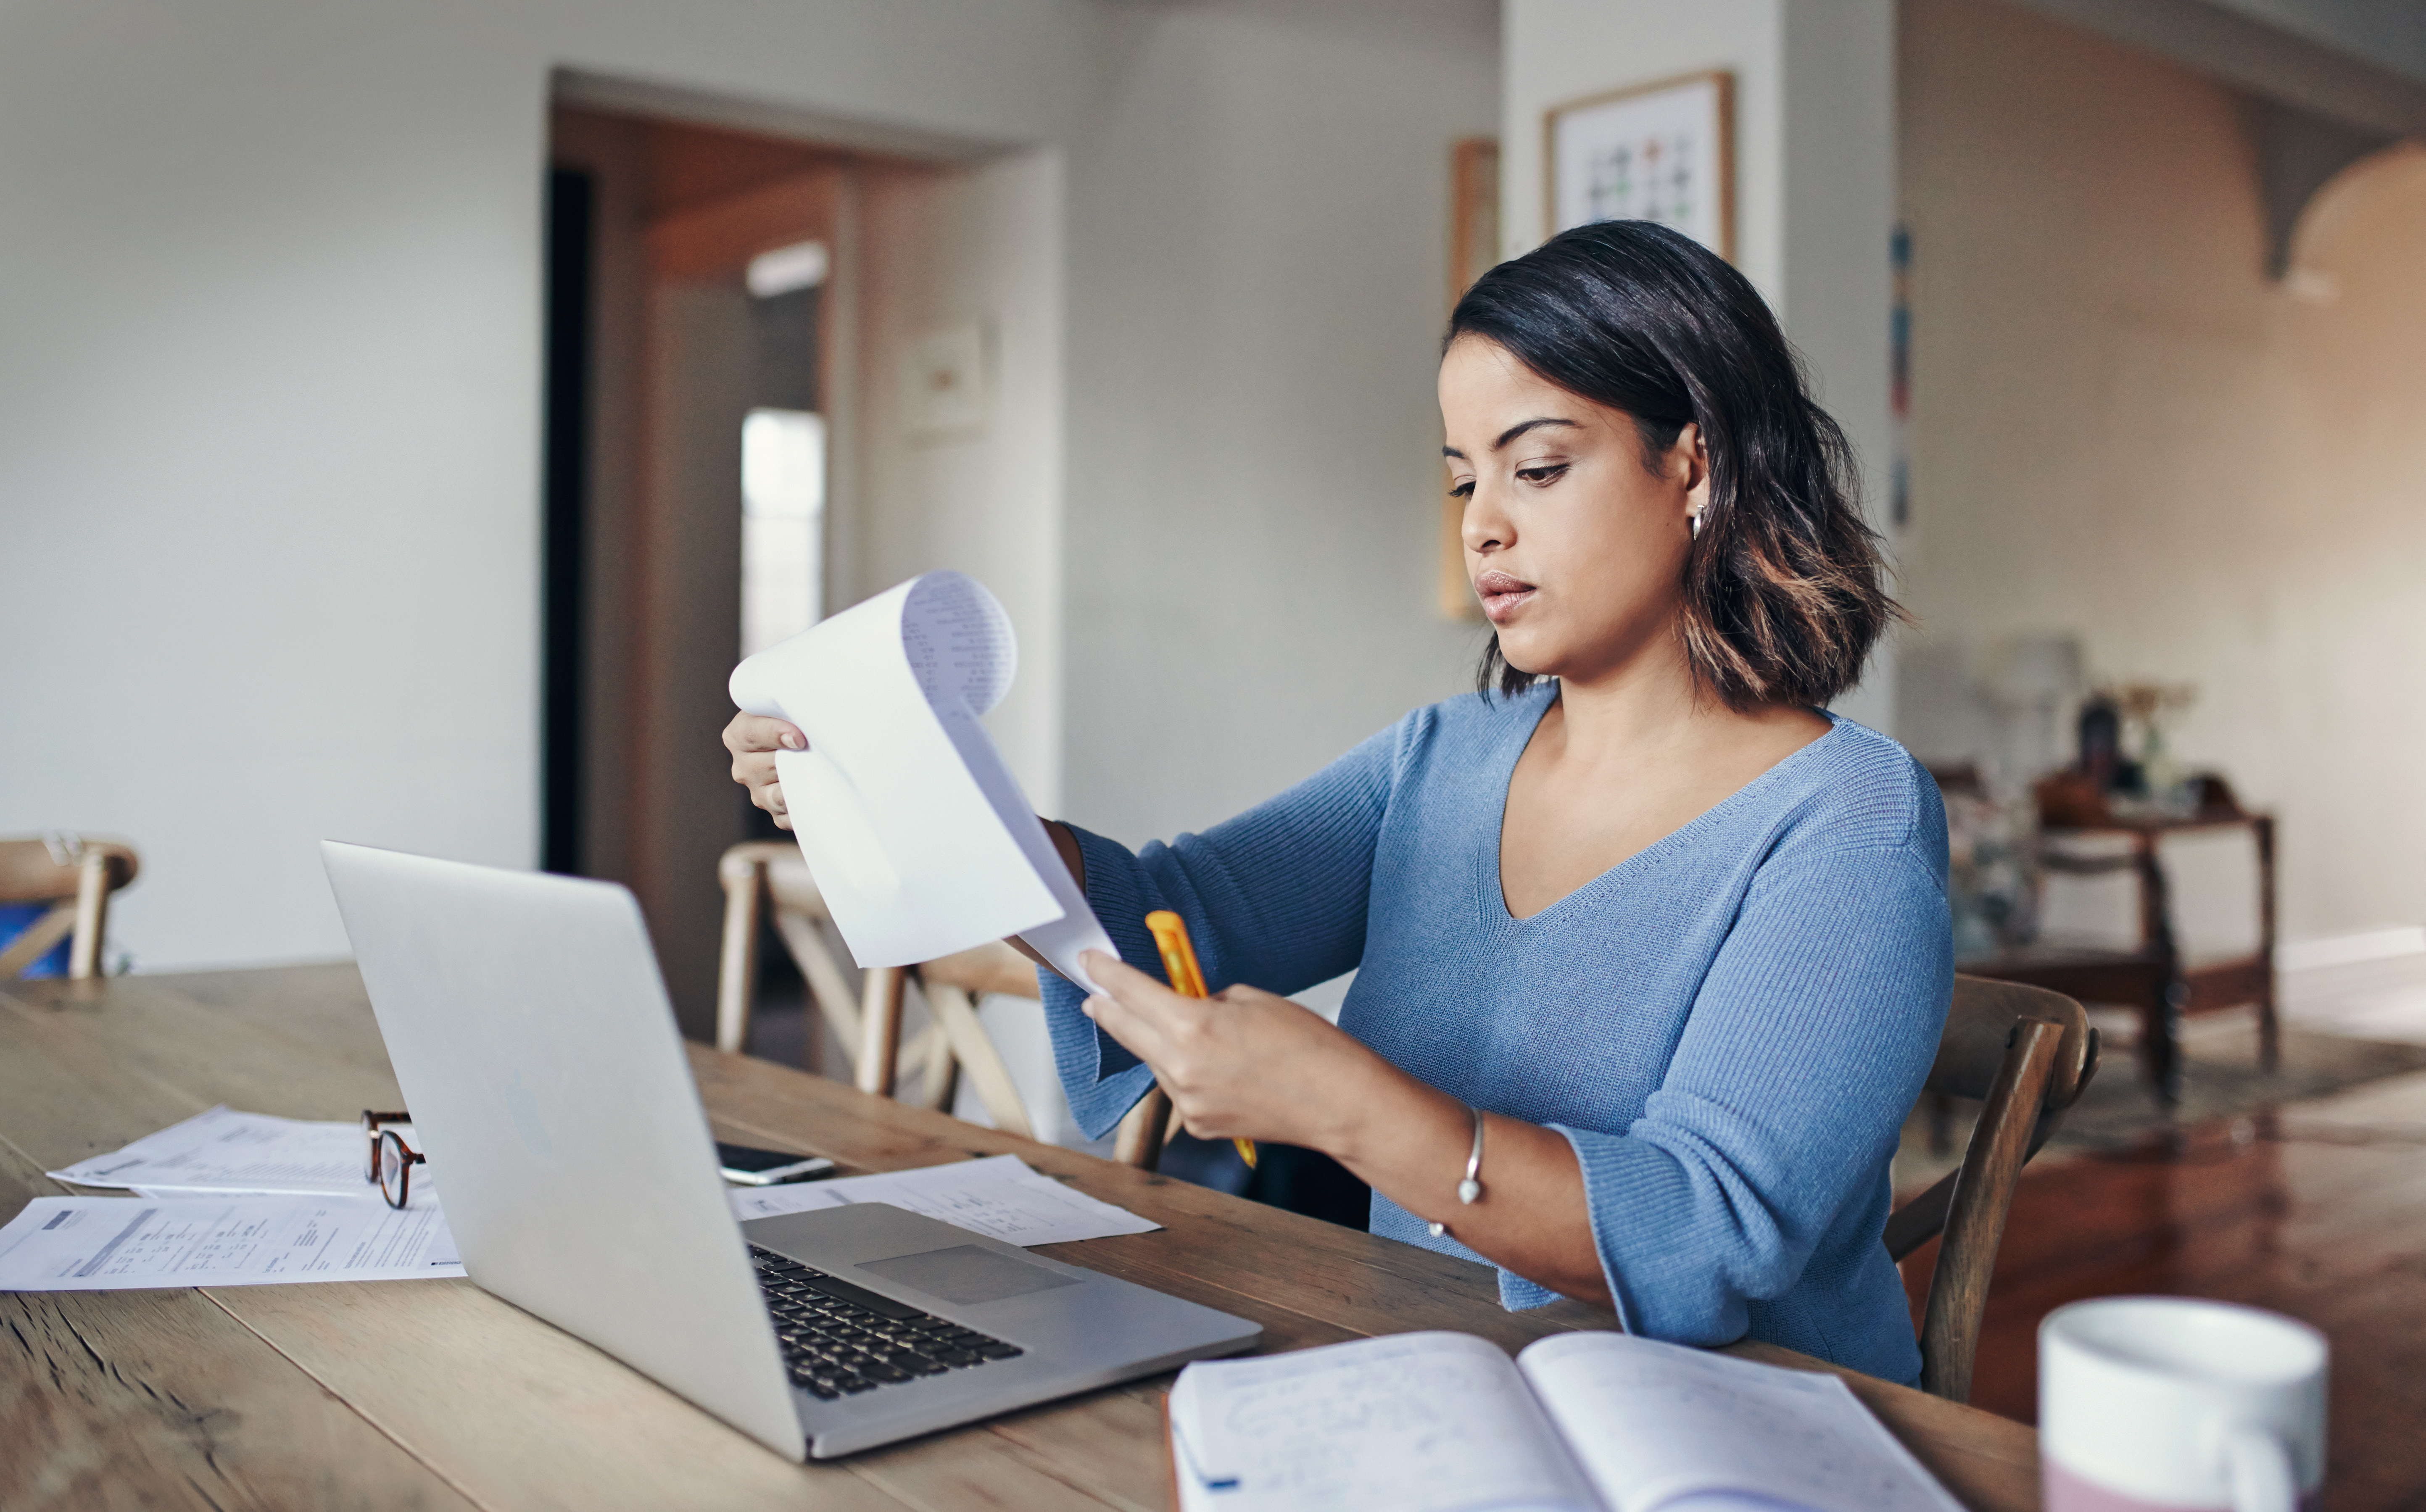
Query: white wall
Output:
[[1893, 0, 2426, 942], [1, 0, 1511, 971], [0, 0, 1104, 970], [1498, 0, 1901, 733], [1057, 0, 1502, 845], [854, 151, 1068, 814]]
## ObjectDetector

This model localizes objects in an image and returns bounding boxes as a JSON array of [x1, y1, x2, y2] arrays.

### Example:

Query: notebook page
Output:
[[730, 572, 1118, 992], [1170, 1332, 1601, 1512], [1516, 1334, 1962, 1512]]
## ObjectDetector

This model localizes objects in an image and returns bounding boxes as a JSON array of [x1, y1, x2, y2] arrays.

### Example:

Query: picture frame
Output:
[[1440, 137, 1500, 621], [1543, 70, 1735, 259]]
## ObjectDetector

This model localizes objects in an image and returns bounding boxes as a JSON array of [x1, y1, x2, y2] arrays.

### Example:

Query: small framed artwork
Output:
[[1448, 137, 1500, 308], [1441, 138, 1500, 620], [1544, 71, 1734, 258]]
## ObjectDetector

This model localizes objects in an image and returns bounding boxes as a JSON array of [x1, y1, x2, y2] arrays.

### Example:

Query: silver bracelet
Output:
[[1426, 1104, 1486, 1238]]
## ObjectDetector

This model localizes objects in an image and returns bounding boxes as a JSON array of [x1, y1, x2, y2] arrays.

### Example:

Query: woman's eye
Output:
[[1515, 463, 1570, 486], [1448, 479, 1476, 500]]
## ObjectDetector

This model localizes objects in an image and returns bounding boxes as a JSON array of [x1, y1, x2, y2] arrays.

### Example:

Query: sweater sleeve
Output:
[[1036, 718, 1405, 1138], [1555, 842, 1952, 1347]]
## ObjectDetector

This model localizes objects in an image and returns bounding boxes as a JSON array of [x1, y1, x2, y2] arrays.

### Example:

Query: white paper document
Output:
[[727, 1154, 1158, 1248], [0, 1194, 464, 1291], [46, 1104, 427, 1201], [729, 572, 1119, 993]]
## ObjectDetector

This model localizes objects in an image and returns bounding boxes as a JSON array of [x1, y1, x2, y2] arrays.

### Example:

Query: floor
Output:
[[1904, 957, 2426, 1512]]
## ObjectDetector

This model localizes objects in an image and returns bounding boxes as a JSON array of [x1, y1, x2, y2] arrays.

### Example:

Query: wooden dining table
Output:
[[0, 964, 2042, 1511]]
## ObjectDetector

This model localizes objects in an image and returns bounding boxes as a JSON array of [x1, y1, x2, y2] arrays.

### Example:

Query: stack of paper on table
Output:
[[7, 1106, 1158, 1293], [3, 1105, 467, 1291], [1167, 1330, 1962, 1512], [728, 571, 1120, 994], [46, 1104, 425, 1201]]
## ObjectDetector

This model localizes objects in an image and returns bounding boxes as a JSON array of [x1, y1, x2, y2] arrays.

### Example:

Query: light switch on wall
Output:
[[902, 322, 989, 438]]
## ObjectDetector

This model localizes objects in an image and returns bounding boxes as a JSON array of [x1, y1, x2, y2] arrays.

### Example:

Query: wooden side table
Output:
[[1962, 790, 2276, 1104]]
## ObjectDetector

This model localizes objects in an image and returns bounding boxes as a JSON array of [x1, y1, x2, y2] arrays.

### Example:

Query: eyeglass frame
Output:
[[374, 1127, 427, 1210], [362, 1110, 427, 1209], [362, 1109, 411, 1183]]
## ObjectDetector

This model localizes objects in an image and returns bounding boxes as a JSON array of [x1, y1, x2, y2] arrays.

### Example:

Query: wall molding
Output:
[[2278, 925, 2426, 975]]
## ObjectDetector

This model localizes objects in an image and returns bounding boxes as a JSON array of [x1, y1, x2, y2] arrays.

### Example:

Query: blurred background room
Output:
[[5, 0, 2423, 1499]]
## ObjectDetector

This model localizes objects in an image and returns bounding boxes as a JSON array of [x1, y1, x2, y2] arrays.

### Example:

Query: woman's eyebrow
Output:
[[1442, 416, 1584, 461], [1493, 416, 1581, 450]]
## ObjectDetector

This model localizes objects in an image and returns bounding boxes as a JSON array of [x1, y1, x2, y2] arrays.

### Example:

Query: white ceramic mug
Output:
[[2041, 1297, 2326, 1512]]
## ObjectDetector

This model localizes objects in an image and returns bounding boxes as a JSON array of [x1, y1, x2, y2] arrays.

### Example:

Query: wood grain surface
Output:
[[2, 965, 2040, 1512]]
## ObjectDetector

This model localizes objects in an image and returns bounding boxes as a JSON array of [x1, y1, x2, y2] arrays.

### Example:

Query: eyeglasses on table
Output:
[[361, 1109, 426, 1209]]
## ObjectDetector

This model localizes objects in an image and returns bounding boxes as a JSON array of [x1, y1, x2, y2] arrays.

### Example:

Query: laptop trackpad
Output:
[[857, 1245, 1083, 1307]]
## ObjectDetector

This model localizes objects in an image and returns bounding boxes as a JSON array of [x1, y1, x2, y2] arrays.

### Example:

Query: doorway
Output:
[[544, 104, 870, 1038], [542, 93, 1068, 1046]]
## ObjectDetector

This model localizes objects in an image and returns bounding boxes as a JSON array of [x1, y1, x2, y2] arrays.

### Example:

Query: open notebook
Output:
[[1167, 1331, 1962, 1512]]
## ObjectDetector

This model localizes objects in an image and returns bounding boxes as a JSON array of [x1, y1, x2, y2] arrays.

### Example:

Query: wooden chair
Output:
[[715, 841, 1170, 1163], [1887, 973, 2099, 1403], [0, 834, 139, 980], [715, 841, 949, 1101]]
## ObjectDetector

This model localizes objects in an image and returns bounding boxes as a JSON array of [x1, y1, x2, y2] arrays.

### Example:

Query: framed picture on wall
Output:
[[1544, 70, 1734, 258], [1440, 137, 1500, 620]]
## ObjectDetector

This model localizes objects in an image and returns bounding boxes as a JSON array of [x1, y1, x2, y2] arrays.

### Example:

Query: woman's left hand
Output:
[[1079, 950, 1380, 1150]]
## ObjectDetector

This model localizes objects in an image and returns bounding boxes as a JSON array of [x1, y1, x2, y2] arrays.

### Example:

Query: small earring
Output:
[[1690, 511, 1703, 540]]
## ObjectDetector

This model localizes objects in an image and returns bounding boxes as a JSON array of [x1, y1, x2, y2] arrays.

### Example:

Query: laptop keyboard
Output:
[[749, 1243, 1025, 1401]]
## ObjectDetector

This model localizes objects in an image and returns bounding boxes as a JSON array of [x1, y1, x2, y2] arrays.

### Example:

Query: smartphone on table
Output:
[[715, 1141, 838, 1186]]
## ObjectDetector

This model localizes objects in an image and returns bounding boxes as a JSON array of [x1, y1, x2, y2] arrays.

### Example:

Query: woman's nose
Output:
[[1460, 486, 1510, 554]]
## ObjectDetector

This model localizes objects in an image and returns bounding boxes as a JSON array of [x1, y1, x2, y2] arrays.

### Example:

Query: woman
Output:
[[726, 221, 1950, 1385]]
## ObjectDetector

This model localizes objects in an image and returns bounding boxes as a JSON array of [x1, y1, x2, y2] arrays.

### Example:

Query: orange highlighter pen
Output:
[[1143, 910, 1258, 1170]]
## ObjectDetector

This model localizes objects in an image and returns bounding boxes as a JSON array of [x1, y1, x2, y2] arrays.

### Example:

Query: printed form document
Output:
[[0, 1196, 464, 1291], [730, 572, 1118, 993], [47, 1104, 427, 1201]]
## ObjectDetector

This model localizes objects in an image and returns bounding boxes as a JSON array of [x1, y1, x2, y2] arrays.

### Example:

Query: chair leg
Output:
[[68, 852, 111, 980], [856, 967, 906, 1097], [1115, 1088, 1172, 1170], [924, 982, 1035, 1139], [1919, 1019, 2064, 1403], [714, 859, 764, 1055], [2255, 815, 2280, 1073], [771, 911, 862, 1077]]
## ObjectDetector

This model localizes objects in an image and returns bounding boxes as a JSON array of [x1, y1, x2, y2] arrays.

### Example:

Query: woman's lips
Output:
[[1475, 570, 1536, 623]]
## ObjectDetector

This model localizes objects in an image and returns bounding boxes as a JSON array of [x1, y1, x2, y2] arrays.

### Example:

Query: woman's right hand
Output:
[[724, 713, 806, 830]]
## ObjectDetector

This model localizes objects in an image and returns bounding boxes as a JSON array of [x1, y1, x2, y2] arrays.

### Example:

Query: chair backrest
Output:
[[1887, 973, 2098, 1403], [0, 834, 138, 981], [713, 841, 1168, 1167]]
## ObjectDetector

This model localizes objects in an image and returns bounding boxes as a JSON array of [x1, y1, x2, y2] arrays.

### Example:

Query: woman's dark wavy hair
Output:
[[1448, 220, 1899, 709]]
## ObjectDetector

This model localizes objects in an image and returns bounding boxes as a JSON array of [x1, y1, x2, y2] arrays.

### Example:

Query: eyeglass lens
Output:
[[363, 1110, 409, 1183], [377, 1129, 418, 1209]]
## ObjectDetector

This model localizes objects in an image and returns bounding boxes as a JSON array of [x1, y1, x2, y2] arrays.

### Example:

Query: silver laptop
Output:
[[321, 841, 1260, 1460]]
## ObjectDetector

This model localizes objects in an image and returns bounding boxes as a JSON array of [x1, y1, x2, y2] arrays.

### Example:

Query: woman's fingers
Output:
[[723, 713, 803, 830], [1079, 952, 1185, 1062], [723, 712, 806, 756]]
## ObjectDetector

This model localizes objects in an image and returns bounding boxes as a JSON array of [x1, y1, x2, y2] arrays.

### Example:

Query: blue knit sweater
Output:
[[1038, 684, 1951, 1384]]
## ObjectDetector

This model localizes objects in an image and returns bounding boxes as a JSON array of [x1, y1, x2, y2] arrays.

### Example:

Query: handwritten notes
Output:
[[728, 1155, 1158, 1248], [1517, 1333, 1965, 1512], [1169, 1330, 1963, 1512], [1173, 1332, 1596, 1512]]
